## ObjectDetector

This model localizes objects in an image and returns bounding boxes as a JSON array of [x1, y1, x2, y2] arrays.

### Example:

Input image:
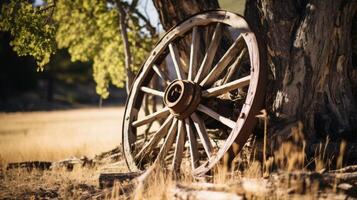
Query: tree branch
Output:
[[116, 0, 135, 93], [129, 0, 139, 11], [121, 1, 157, 37]]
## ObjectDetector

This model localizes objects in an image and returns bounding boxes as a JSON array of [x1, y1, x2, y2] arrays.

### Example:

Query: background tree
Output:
[[152, 0, 357, 146], [0, 0, 157, 97], [2, 0, 356, 144]]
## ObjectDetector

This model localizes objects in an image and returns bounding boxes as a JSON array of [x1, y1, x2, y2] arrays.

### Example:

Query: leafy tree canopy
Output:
[[0, 0, 157, 98]]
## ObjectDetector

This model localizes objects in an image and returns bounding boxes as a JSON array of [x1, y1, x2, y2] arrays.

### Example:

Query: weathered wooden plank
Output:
[[156, 119, 178, 162], [99, 171, 143, 188], [171, 187, 243, 200], [188, 26, 200, 81], [200, 35, 243, 86], [135, 115, 174, 162], [191, 113, 213, 158], [172, 120, 186, 172], [185, 118, 199, 170], [194, 23, 223, 83], [153, 64, 171, 83], [197, 104, 236, 129], [169, 43, 186, 80], [202, 75, 251, 98], [222, 48, 248, 84], [132, 107, 170, 127], [7, 161, 52, 171], [141, 86, 164, 97]]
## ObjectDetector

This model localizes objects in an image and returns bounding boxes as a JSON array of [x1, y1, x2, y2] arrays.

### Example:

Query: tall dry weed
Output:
[[274, 122, 306, 172], [313, 137, 331, 171], [336, 140, 346, 170]]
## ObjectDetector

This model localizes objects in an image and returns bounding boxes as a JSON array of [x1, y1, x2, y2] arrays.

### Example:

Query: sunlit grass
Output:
[[0, 108, 350, 199], [0, 107, 123, 164]]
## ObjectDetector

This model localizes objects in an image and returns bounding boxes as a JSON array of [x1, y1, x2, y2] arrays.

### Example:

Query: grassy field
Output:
[[0, 108, 354, 199], [0, 107, 124, 164]]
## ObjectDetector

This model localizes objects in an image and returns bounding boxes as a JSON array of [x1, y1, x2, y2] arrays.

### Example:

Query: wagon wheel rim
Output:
[[122, 10, 265, 177]]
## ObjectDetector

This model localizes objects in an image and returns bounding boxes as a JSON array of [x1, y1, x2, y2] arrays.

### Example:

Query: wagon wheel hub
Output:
[[163, 80, 201, 119], [123, 10, 265, 177]]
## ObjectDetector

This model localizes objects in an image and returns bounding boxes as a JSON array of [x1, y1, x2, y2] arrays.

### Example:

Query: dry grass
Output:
[[0, 107, 123, 164], [1, 167, 102, 199], [0, 107, 127, 199], [0, 108, 353, 199]]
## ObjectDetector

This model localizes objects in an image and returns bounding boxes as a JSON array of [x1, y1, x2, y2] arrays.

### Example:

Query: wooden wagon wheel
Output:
[[122, 10, 265, 177]]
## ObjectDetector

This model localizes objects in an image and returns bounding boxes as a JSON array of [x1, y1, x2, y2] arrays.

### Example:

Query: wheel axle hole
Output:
[[167, 85, 182, 103]]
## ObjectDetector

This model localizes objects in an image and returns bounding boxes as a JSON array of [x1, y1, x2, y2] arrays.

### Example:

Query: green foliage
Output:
[[0, 0, 57, 69], [0, 0, 156, 98]]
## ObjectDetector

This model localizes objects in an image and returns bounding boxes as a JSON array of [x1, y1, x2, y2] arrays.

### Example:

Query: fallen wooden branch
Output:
[[334, 172, 357, 182], [171, 187, 243, 200], [99, 171, 144, 189], [176, 182, 230, 192], [329, 165, 357, 173], [6, 147, 125, 173], [274, 170, 357, 195], [6, 161, 52, 171], [0, 165, 3, 179], [99, 160, 127, 172], [51, 156, 94, 170], [94, 147, 123, 165], [7, 157, 98, 172], [240, 178, 272, 195]]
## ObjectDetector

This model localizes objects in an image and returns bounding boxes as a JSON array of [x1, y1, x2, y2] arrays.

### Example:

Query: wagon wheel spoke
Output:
[[197, 104, 236, 129], [132, 107, 170, 127], [185, 118, 199, 170], [123, 11, 263, 177], [194, 23, 223, 83], [191, 112, 213, 158], [202, 75, 251, 98], [188, 26, 199, 81], [223, 48, 248, 84], [169, 43, 186, 80], [200, 35, 243, 87], [135, 115, 174, 162], [171, 120, 186, 172], [156, 119, 178, 163], [153, 64, 171, 84], [141, 86, 164, 97]]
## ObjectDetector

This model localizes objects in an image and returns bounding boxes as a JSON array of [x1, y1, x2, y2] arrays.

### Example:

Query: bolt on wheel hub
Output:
[[122, 10, 265, 177], [163, 80, 201, 119]]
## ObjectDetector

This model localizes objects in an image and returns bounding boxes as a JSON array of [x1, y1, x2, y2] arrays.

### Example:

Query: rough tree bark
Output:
[[152, 0, 219, 31], [245, 0, 357, 143], [153, 0, 357, 144]]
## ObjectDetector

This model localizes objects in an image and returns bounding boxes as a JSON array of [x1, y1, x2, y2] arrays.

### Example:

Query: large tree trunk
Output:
[[245, 0, 357, 143], [152, 0, 219, 31], [153, 0, 357, 144]]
